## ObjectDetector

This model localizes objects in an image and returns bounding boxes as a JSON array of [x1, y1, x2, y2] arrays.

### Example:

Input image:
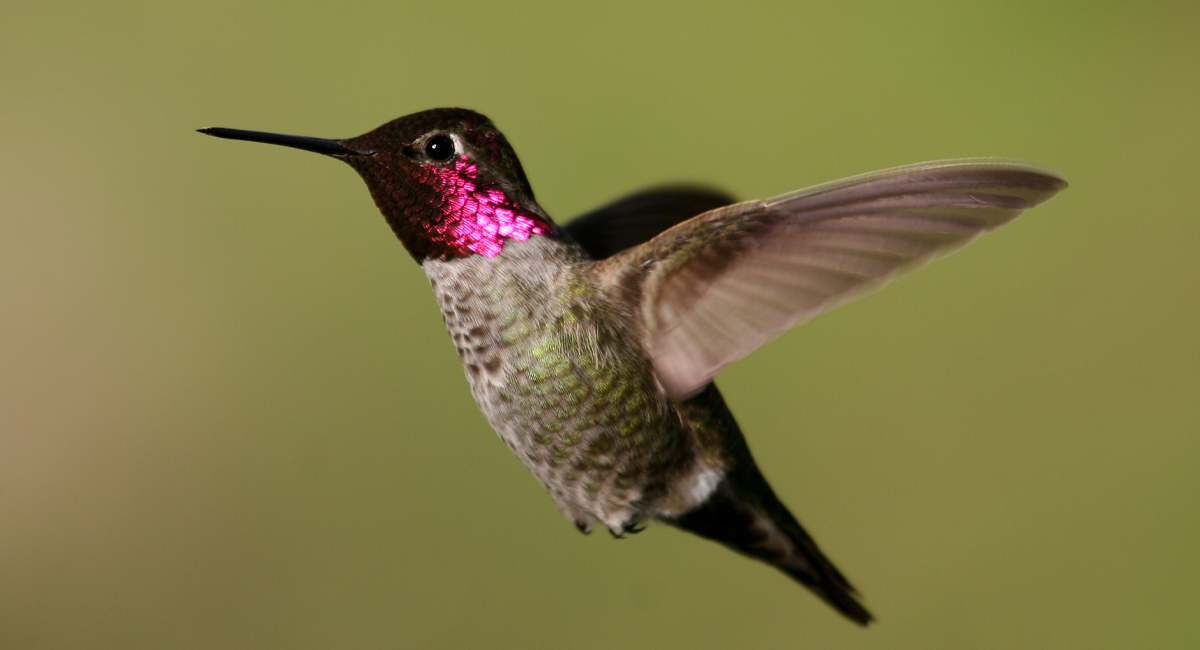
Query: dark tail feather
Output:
[[668, 480, 874, 626]]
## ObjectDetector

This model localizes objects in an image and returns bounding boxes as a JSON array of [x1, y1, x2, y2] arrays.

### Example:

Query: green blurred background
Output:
[[2, 1, 1197, 648]]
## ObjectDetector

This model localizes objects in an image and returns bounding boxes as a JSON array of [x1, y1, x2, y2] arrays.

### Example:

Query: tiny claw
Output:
[[608, 520, 646, 539]]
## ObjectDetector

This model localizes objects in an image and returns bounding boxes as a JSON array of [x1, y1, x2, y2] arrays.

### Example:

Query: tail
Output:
[[668, 478, 874, 625]]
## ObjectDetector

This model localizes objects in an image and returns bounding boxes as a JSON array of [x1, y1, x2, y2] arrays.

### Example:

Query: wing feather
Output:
[[595, 159, 1067, 399]]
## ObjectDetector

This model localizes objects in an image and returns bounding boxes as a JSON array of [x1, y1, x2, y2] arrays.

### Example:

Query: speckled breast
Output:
[[422, 237, 693, 532]]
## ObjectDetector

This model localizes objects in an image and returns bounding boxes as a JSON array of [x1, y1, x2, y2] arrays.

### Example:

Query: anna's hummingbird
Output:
[[200, 108, 1066, 625]]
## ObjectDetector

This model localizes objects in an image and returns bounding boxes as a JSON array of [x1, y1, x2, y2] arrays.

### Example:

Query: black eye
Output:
[[424, 135, 456, 162]]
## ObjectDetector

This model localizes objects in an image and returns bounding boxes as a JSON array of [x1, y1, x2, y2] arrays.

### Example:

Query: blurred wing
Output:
[[565, 186, 736, 259], [599, 159, 1067, 400]]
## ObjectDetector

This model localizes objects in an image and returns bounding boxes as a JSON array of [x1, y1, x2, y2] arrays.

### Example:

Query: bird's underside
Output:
[[424, 231, 878, 625]]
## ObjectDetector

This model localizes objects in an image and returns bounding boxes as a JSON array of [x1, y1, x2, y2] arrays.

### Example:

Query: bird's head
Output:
[[201, 108, 556, 262]]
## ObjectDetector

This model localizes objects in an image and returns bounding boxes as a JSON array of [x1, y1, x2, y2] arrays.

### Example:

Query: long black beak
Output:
[[197, 127, 373, 156]]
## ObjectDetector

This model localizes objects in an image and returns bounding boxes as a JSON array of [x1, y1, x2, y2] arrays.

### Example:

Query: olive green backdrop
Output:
[[2, 2, 1197, 648]]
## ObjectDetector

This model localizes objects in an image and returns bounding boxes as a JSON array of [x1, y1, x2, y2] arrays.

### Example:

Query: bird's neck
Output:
[[365, 156, 560, 262], [423, 235, 588, 315]]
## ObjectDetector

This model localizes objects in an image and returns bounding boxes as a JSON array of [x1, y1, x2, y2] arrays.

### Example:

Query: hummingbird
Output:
[[199, 108, 1066, 625]]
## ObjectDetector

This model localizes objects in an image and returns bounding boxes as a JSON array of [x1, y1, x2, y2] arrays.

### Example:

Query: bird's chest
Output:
[[423, 244, 690, 527], [425, 252, 566, 412], [426, 257, 629, 444]]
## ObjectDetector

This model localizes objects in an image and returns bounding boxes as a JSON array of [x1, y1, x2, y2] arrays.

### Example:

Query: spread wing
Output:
[[565, 186, 736, 259], [596, 159, 1068, 400]]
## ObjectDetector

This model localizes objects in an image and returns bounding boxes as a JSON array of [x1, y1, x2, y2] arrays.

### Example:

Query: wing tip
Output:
[[903, 158, 1068, 202], [769, 158, 1068, 209]]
